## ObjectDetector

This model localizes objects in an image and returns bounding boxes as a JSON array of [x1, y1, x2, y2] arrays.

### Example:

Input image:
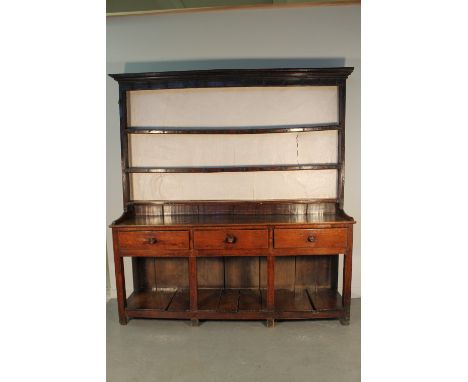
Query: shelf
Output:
[[126, 288, 341, 313], [127, 289, 189, 311], [125, 124, 341, 135], [113, 211, 353, 227], [308, 288, 343, 311], [198, 289, 267, 312], [125, 163, 340, 174], [196, 288, 341, 313], [124, 288, 343, 323], [276, 288, 342, 312]]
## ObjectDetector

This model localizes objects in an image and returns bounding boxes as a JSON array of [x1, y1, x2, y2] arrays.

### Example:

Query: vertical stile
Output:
[[112, 232, 127, 324], [337, 82, 346, 209], [119, 84, 131, 209]]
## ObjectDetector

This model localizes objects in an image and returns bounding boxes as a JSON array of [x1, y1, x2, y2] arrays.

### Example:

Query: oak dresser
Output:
[[109, 68, 355, 327]]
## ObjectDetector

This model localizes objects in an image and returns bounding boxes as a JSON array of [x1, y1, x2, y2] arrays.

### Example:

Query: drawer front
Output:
[[118, 230, 189, 251], [194, 229, 268, 250], [274, 228, 347, 249]]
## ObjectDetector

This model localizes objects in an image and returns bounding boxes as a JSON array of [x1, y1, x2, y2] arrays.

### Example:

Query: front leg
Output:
[[112, 231, 128, 326]]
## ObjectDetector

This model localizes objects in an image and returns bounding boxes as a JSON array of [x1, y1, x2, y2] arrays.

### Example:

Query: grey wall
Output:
[[107, 5, 361, 297]]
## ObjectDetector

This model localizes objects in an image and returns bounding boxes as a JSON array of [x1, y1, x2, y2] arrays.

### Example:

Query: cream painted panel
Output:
[[129, 86, 338, 127], [130, 170, 337, 201], [129, 131, 337, 167], [298, 130, 338, 163]]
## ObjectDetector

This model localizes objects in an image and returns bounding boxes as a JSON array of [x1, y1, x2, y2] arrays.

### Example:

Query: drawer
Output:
[[274, 228, 347, 249], [118, 230, 189, 251], [194, 229, 268, 250]]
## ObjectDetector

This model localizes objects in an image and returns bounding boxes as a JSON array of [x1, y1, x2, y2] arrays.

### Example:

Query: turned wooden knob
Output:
[[148, 237, 157, 244], [307, 235, 316, 242], [225, 234, 237, 244]]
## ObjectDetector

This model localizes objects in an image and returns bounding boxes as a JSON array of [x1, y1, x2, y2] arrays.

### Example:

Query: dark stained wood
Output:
[[118, 85, 130, 208], [313, 256, 334, 287], [185, 288, 265, 312], [274, 228, 348, 249], [126, 163, 339, 173], [294, 289, 315, 311], [330, 255, 339, 290], [154, 200, 333, 216], [127, 290, 175, 311], [132, 257, 156, 290], [113, 210, 354, 227], [274, 289, 292, 311], [124, 288, 342, 318], [112, 232, 128, 324], [155, 258, 188, 289], [167, 289, 190, 312], [194, 229, 268, 250], [196, 257, 224, 288], [125, 310, 196, 319], [133, 204, 164, 217], [110, 68, 355, 325], [193, 201, 312, 216], [259, 257, 267, 289], [218, 289, 239, 312], [126, 309, 342, 320], [109, 67, 354, 86], [125, 123, 340, 135], [275, 289, 314, 312], [260, 289, 267, 310], [337, 83, 346, 209], [238, 289, 262, 311], [225, 257, 260, 288], [197, 289, 222, 311], [274, 257, 296, 289], [274, 289, 293, 311], [295, 256, 334, 289], [308, 288, 343, 311]]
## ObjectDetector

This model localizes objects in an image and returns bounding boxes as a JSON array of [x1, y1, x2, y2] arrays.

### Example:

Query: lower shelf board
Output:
[[126, 288, 342, 318], [127, 289, 189, 311], [308, 288, 343, 311], [274, 288, 342, 312], [198, 288, 266, 312]]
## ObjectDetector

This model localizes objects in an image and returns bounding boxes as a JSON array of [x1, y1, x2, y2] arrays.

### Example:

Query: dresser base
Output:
[[111, 211, 355, 327]]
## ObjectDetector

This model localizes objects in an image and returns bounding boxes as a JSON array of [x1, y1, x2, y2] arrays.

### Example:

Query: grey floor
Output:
[[107, 299, 360, 382]]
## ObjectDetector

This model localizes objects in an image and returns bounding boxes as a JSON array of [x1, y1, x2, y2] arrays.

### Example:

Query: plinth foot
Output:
[[339, 317, 350, 326], [119, 316, 129, 325]]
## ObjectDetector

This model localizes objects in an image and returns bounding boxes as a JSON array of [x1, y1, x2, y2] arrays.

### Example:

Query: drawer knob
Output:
[[225, 235, 237, 244], [148, 237, 157, 244], [307, 235, 316, 243]]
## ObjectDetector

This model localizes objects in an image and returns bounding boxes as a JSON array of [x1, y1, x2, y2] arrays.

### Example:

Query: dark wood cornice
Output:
[[109, 67, 354, 85]]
